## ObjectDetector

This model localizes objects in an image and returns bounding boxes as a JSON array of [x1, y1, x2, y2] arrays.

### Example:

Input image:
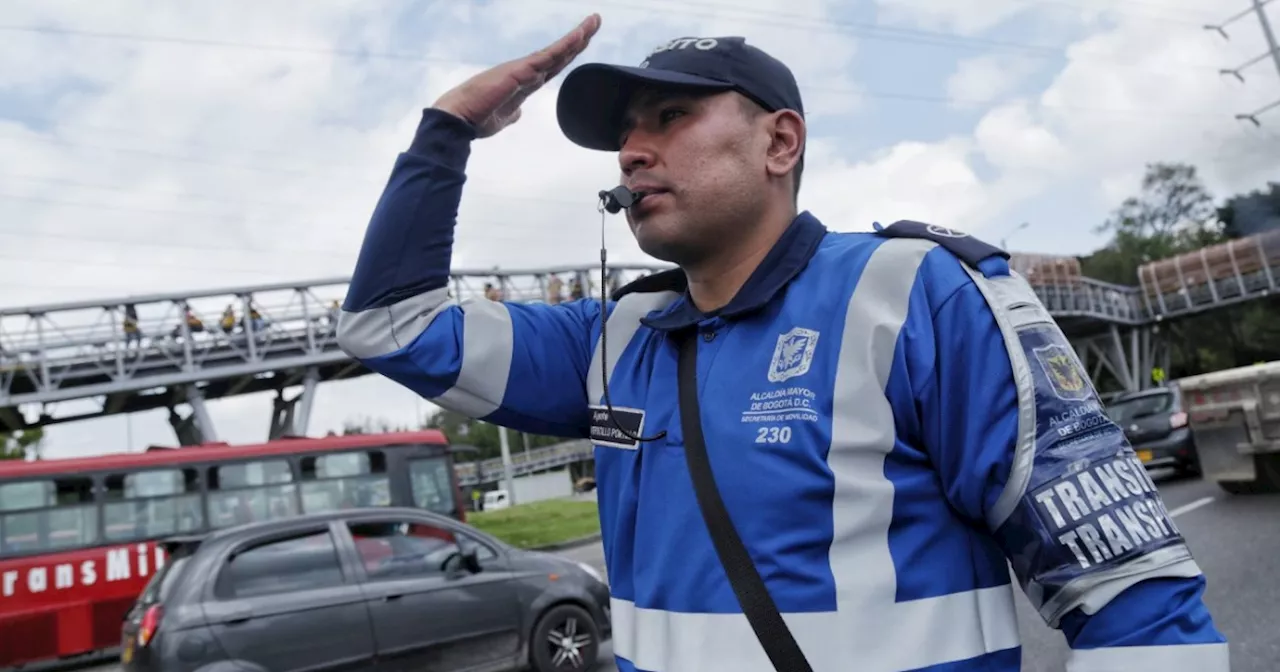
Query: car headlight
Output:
[[575, 561, 605, 584]]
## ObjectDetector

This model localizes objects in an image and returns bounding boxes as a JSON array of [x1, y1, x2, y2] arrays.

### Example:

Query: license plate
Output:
[[1137, 450, 1153, 463]]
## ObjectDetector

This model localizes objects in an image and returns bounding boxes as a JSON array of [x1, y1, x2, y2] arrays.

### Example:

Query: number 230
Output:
[[755, 426, 792, 444]]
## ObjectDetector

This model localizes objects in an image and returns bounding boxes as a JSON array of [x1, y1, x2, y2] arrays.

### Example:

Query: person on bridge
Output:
[[337, 15, 1227, 672]]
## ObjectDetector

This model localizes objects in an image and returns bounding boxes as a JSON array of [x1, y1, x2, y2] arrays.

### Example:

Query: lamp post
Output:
[[1001, 222, 1030, 250]]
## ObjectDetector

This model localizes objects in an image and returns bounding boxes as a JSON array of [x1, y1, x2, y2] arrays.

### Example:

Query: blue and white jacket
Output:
[[337, 108, 1229, 672]]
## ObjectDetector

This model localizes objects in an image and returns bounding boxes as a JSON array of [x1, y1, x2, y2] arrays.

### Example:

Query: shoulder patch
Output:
[[611, 267, 685, 301], [873, 220, 1009, 270]]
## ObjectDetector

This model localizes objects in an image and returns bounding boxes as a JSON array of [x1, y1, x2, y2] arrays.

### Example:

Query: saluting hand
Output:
[[432, 14, 602, 138]]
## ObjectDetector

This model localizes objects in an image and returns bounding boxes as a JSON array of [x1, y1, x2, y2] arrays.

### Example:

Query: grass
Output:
[[468, 497, 601, 549]]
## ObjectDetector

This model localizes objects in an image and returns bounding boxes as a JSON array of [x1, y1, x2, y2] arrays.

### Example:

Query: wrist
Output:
[[426, 103, 475, 128], [409, 108, 479, 170]]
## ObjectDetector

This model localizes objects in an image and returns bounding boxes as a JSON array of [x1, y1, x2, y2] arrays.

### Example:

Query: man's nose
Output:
[[618, 135, 657, 176]]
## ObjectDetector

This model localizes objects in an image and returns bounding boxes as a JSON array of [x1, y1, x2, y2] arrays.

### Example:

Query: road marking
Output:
[[1168, 496, 1215, 518]]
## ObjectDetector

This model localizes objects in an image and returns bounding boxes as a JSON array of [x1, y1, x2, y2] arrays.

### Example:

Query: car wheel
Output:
[[530, 603, 600, 672]]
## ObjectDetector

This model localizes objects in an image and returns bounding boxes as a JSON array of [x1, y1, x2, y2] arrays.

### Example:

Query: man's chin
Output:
[[633, 223, 702, 266]]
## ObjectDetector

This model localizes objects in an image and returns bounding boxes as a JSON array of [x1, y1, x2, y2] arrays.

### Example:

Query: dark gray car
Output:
[[1106, 386, 1200, 476], [118, 506, 611, 672]]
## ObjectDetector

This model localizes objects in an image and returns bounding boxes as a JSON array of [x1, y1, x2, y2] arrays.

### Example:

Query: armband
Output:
[[961, 266, 1201, 628]]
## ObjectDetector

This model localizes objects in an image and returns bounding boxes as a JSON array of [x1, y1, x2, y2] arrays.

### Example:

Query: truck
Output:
[[1177, 361, 1280, 494]]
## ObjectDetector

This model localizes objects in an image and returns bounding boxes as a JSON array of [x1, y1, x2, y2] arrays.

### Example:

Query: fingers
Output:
[[525, 14, 600, 74], [539, 17, 599, 81]]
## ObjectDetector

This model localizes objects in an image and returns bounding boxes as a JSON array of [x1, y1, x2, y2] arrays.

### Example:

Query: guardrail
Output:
[[455, 439, 594, 486], [1, 265, 671, 407]]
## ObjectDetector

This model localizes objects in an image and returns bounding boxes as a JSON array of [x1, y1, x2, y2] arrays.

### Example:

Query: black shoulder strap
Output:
[[873, 219, 1009, 269], [675, 330, 814, 672]]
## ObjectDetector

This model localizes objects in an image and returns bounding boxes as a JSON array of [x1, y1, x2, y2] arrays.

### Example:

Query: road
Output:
[[75, 469, 1275, 672]]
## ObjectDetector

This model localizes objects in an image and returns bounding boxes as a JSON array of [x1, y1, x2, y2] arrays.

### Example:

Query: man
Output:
[[338, 14, 1228, 672]]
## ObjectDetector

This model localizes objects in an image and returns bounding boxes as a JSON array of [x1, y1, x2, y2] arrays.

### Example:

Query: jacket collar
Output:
[[616, 211, 828, 332]]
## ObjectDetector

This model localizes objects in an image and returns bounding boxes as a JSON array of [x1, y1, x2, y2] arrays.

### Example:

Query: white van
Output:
[[482, 489, 511, 511]]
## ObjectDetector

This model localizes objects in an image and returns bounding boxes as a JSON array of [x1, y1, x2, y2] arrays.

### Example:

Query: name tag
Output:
[[588, 405, 647, 450]]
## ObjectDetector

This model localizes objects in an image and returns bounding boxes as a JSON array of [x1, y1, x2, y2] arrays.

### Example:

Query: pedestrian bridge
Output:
[[2, 227, 1277, 439], [0, 265, 664, 440]]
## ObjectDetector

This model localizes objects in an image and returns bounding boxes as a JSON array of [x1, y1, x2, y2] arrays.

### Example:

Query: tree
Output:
[[340, 415, 412, 435], [1080, 164, 1280, 383], [422, 408, 563, 460], [2, 428, 45, 461], [1096, 162, 1220, 241], [1083, 162, 1225, 286], [1217, 182, 1280, 239]]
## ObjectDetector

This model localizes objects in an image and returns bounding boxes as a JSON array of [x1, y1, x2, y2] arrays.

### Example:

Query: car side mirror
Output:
[[461, 547, 482, 573], [443, 547, 482, 577]]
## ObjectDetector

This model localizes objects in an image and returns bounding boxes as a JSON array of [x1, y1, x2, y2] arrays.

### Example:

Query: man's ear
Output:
[[765, 110, 805, 180]]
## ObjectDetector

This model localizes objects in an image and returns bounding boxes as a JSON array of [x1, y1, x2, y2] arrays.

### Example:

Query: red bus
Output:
[[0, 430, 467, 669]]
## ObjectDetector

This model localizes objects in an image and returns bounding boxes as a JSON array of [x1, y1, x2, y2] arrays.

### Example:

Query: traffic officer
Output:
[[338, 14, 1228, 672]]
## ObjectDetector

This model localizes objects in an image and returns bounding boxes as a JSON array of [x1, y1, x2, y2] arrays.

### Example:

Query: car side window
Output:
[[348, 519, 475, 580], [215, 530, 346, 599], [457, 532, 498, 562]]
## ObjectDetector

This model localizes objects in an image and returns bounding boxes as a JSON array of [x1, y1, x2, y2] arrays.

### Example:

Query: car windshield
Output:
[[1106, 392, 1173, 423]]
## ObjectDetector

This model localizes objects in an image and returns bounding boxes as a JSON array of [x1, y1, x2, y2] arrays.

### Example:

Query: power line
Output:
[[1206, 0, 1280, 125], [0, 5, 1235, 77]]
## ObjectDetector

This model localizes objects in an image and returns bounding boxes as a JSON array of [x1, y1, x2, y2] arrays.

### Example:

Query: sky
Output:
[[1, 0, 1278, 459]]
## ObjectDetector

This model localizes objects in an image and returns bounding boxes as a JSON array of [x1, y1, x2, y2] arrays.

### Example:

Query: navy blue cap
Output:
[[556, 36, 804, 152]]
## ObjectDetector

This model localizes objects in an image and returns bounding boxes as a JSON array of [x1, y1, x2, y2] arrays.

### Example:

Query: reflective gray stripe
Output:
[[961, 268, 1204, 627], [824, 237, 1020, 669], [1041, 548, 1199, 628], [432, 298, 515, 418], [960, 268, 1051, 531], [611, 589, 1018, 671], [586, 291, 680, 405], [336, 286, 453, 360], [1065, 640, 1230, 672], [337, 289, 516, 419]]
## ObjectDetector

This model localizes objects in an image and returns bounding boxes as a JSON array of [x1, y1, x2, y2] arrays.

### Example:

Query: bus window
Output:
[[102, 468, 203, 542], [299, 450, 391, 514], [408, 457, 455, 516], [0, 477, 97, 557], [207, 459, 298, 529]]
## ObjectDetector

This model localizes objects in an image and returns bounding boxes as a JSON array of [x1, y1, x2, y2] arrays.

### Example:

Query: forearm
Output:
[[337, 107, 601, 437], [343, 108, 477, 314], [1059, 575, 1228, 671]]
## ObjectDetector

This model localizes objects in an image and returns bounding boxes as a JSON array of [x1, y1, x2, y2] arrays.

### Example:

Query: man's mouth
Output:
[[629, 186, 668, 200], [628, 189, 669, 217]]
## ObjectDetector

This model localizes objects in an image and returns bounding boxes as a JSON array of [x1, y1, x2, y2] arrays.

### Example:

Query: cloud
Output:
[[801, 136, 993, 233], [872, 0, 1035, 37], [946, 55, 1039, 107], [1, 0, 1278, 459], [0, 0, 864, 457]]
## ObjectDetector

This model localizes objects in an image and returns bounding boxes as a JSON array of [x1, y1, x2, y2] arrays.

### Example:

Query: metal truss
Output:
[[0, 265, 668, 441], [454, 439, 594, 487], [1072, 324, 1171, 395]]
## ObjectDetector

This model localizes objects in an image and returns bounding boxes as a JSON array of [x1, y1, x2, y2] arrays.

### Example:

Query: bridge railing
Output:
[[0, 266, 672, 406], [0, 266, 669, 366], [454, 439, 595, 486], [1027, 277, 1150, 325], [1137, 229, 1280, 320]]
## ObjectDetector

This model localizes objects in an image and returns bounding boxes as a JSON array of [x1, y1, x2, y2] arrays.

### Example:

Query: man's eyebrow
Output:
[[617, 91, 701, 144], [622, 91, 693, 122]]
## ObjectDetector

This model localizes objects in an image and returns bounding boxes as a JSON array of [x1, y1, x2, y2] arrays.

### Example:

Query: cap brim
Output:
[[556, 63, 734, 152]]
